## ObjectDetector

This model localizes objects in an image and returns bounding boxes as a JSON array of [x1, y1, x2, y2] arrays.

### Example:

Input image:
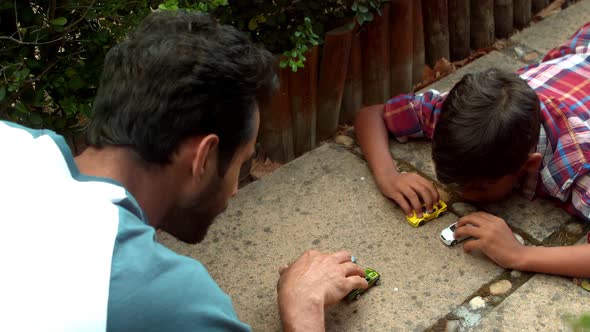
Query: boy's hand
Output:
[[454, 212, 525, 269], [375, 170, 439, 217]]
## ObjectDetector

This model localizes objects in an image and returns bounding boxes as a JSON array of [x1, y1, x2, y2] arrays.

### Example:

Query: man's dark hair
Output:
[[432, 68, 541, 185], [86, 10, 277, 175]]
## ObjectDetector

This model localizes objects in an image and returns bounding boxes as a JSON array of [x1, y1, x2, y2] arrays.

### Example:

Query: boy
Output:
[[356, 22, 590, 278]]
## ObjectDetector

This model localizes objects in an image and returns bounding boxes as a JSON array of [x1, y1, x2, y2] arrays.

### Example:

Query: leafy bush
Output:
[[1, 0, 383, 138]]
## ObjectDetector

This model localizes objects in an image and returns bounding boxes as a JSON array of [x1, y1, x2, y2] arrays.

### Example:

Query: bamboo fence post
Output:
[[390, 0, 413, 95], [494, 0, 514, 38], [449, 0, 471, 60], [361, 3, 391, 105], [316, 24, 354, 141], [514, 0, 532, 29], [423, 0, 450, 67], [341, 31, 363, 124], [259, 62, 294, 162], [471, 0, 495, 49], [290, 46, 319, 157], [412, 0, 426, 85]]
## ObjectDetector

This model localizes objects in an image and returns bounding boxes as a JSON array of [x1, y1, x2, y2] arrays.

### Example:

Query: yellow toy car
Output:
[[406, 200, 447, 227]]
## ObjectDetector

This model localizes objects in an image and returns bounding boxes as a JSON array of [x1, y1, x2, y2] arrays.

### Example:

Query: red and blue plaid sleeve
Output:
[[542, 21, 590, 62], [383, 91, 446, 140]]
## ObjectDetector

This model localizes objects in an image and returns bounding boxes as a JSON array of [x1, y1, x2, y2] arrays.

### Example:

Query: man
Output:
[[0, 10, 367, 331]]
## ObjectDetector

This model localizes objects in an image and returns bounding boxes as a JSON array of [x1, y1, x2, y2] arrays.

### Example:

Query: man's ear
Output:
[[192, 134, 220, 179], [522, 152, 542, 174]]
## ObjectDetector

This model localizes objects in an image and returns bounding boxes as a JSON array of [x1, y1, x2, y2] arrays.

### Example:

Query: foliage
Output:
[[566, 314, 590, 332], [1, 0, 383, 138]]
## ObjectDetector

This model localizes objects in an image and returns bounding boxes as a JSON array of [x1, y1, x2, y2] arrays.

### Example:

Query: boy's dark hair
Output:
[[86, 10, 277, 176], [432, 68, 540, 185]]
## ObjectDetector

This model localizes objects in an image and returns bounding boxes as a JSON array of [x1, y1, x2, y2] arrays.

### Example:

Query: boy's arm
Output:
[[454, 212, 590, 277], [355, 104, 439, 216]]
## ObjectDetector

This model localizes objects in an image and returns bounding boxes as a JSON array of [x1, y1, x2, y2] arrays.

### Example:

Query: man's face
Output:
[[162, 111, 258, 244], [460, 174, 519, 203]]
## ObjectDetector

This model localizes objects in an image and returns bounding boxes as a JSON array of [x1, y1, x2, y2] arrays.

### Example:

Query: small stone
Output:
[[334, 135, 354, 147], [523, 52, 539, 62], [360, 177, 365, 181], [514, 46, 526, 57], [446, 319, 461, 332], [513, 233, 525, 246], [452, 202, 478, 216], [394, 288, 399, 292], [489, 280, 512, 295], [510, 270, 522, 278], [469, 296, 486, 310], [565, 223, 584, 236]]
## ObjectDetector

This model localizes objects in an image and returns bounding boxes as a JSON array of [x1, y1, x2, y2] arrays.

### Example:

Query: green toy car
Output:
[[346, 268, 381, 301]]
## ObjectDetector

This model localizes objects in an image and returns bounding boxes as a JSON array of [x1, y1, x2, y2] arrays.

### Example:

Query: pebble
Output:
[[469, 296, 486, 310], [452, 202, 478, 216], [565, 223, 584, 236], [489, 280, 512, 295], [446, 319, 461, 332], [511, 270, 522, 278], [334, 135, 354, 147], [514, 233, 525, 246]]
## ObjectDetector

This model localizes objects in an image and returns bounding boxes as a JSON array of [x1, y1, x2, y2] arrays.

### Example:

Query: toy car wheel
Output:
[[451, 240, 457, 246], [418, 220, 424, 227], [374, 278, 381, 286]]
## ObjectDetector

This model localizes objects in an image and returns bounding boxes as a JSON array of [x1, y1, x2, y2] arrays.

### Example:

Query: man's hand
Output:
[[376, 170, 439, 216], [454, 212, 525, 269], [277, 250, 367, 332]]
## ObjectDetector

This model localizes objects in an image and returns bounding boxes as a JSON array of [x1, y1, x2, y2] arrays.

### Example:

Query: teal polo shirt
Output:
[[0, 121, 250, 332]]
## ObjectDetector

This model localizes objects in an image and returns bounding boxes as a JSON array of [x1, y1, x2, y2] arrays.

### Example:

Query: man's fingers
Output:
[[341, 262, 365, 277], [346, 275, 369, 290], [278, 264, 289, 275], [332, 250, 353, 264], [413, 182, 436, 211]]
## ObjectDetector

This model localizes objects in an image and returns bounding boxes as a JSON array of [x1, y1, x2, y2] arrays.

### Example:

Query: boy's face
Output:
[[460, 174, 519, 203]]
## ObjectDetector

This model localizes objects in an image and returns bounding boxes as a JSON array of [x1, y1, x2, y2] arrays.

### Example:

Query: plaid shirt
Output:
[[383, 22, 590, 221]]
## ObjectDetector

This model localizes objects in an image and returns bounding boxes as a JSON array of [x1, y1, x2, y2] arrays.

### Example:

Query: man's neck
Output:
[[74, 147, 175, 227]]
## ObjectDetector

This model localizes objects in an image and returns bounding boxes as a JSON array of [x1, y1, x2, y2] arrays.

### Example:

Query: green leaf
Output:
[[15, 102, 28, 114], [279, 61, 288, 68], [29, 112, 43, 126], [351, 2, 358, 11], [0, 86, 5, 102], [358, 5, 368, 13], [248, 17, 258, 30], [50, 17, 68, 26], [291, 63, 298, 72], [310, 39, 319, 46]]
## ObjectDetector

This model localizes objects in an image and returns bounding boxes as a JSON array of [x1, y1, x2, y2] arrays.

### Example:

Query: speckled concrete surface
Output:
[[510, 0, 590, 55], [476, 274, 590, 331], [159, 144, 504, 331]]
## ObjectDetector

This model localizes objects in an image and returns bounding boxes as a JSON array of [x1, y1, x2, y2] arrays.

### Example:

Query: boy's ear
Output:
[[191, 134, 220, 179], [522, 152, 543, 174]]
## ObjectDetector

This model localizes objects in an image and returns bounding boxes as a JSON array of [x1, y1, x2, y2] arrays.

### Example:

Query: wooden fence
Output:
[[259, 0, 553, 163]]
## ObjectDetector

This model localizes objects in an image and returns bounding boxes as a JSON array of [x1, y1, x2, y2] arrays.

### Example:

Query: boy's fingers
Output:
[[456, 214, 485, 228], [413, 183, 434, 210], [392, 194, 412, 216], [402, 189, 423, 217], [462, 238, 482, 253], [454, 224, 482, 239]]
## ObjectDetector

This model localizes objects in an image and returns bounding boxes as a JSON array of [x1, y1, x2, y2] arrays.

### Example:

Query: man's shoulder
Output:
[[107, 217, 250, 331]]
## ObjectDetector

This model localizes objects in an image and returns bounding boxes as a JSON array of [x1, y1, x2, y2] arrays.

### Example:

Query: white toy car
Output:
[[440, 222, 470, 246]]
